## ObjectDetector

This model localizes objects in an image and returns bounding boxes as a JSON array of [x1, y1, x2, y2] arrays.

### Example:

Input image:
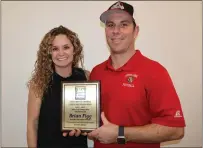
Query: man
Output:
[[88, 1, 186, 148]]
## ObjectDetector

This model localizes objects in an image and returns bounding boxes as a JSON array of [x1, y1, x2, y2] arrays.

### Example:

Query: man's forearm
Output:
[[124, 124, 184, 143]]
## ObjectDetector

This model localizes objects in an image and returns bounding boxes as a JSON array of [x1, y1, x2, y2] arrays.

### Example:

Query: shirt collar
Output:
[[105, 49, 142, 72]]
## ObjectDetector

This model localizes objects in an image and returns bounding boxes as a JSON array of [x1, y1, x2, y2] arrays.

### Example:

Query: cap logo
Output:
[[110, 2, 124, 10]]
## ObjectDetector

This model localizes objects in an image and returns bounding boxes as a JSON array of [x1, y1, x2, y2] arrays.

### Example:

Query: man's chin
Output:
[[110, 48, 126, 54]]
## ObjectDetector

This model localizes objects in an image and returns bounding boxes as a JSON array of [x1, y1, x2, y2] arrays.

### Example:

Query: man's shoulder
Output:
[[90, 60, 108, 79], [91, 60, 108, 72], [141, 54, 168, 75]]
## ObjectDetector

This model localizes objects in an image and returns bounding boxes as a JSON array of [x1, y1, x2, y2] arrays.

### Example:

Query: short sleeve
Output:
[[148, 64, 186, 127], [89, 67, 97, 80]]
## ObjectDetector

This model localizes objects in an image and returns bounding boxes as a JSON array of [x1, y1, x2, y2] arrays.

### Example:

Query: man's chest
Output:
[[93, 71, 151, 125], [100, 71, 146, 103]]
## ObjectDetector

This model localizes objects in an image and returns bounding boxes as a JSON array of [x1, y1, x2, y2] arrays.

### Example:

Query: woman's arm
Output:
[[27, 87, 42, 148]]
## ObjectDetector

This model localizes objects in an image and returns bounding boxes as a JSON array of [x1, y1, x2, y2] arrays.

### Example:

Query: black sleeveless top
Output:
[[37, 68, 88, 148]]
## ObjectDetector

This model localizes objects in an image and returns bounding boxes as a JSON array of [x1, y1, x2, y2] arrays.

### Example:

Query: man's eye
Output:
[[107, 24, 114, 27], [121, 23, 128, 27]]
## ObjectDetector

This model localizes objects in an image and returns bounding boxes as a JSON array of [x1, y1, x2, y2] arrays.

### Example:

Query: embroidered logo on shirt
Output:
[[123, 73, 138, 87], [127, 76, 135, 83], [126, 74, 138, 83], [174, 110, 182, 118]]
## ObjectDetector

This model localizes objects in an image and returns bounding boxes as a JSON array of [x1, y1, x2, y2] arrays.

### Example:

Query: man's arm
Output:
[[88, 112, 184, 144], [125, 124, 184, 143], [123, 63, 185, 143]]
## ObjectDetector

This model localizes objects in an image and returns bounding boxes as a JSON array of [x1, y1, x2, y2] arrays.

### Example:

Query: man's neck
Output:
[[55, 65, 72, 78], [111, 49, 136, 69]]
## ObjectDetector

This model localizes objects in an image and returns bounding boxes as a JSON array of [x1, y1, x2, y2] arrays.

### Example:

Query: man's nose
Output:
[[112, 25, 121, 34]]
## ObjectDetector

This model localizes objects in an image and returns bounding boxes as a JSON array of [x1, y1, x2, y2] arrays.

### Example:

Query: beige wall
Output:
[[1, 1, 202, 147]]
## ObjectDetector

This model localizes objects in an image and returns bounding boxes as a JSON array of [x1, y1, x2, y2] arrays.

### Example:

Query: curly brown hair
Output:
[[27, 25, 84, 98]]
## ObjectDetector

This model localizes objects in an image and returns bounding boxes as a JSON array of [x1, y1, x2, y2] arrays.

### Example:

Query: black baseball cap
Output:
[[100, 1, 135, 23]]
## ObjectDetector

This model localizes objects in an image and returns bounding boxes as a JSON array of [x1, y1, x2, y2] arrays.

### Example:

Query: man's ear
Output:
[[134, 25, 139, 39]]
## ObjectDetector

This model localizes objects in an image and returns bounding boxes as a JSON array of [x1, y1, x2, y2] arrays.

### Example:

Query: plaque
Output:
[[61, 81, 100, 132]]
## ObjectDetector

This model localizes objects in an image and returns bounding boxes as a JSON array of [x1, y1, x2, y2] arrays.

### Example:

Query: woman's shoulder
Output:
[[84, 70, 90, 80], [74, 67, 90, 80], [27, 83, 42, 102]]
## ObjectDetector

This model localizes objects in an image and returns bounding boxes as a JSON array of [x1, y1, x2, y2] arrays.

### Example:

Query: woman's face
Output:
[[51, 34, 74, 69]]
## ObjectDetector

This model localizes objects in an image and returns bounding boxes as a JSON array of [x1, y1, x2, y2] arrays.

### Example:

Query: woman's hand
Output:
[[62, 129, 87, 137]]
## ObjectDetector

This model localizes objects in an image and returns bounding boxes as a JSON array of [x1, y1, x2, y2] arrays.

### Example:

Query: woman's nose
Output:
[[58, 49, 64, 55]]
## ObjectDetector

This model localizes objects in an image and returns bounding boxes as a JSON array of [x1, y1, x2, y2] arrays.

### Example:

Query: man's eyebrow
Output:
[[105, 20, 113, 24], [120, 20, 131, 23], [105, 20, 131, 24]]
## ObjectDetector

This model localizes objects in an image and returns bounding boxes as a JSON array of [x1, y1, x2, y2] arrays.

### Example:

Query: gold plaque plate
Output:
[[61, 81, 100, 132]]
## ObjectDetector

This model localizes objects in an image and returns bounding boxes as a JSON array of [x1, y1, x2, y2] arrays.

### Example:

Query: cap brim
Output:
[[100, 9, 127, 23]]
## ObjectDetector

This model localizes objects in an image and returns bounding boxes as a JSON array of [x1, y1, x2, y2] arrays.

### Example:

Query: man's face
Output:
[[105, 11, 138, 54]]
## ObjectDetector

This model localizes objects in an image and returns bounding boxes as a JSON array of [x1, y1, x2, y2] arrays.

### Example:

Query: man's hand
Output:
[[88, 112, 118, 144]]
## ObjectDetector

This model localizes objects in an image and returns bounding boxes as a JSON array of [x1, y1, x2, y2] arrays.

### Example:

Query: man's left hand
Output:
[[88, 112, 118, 144]]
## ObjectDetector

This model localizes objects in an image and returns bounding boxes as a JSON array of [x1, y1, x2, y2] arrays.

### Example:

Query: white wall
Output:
[[1, 1, 202, 147]]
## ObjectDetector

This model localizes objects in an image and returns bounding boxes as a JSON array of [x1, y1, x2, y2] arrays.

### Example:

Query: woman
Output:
[[27, 25, 89, 148]]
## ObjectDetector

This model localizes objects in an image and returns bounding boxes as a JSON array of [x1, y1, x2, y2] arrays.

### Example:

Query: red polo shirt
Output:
[[90, 50, 185, 148]]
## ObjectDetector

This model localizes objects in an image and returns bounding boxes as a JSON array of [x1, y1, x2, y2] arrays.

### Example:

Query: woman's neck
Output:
[[54, 66, 72, 78]]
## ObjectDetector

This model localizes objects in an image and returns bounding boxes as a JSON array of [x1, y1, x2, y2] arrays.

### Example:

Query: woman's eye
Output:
[[52, 48, 57, 51], [64, 46, 69, 49]]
